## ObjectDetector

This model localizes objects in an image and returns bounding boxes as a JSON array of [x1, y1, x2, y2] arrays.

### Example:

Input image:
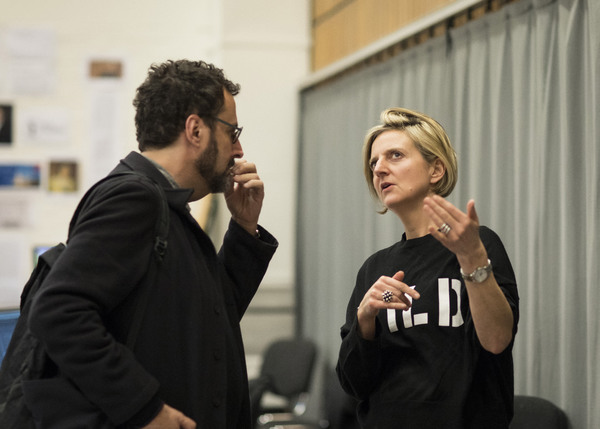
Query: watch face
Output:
[[473, 268, 489, 282], [461, 260, 492, 283]]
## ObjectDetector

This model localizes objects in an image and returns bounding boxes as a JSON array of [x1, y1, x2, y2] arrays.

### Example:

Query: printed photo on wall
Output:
[[0, 105, 13, 144], [89, 60, 123, 79], [48, 160, 78, 193], [0, 163, 40, 188]]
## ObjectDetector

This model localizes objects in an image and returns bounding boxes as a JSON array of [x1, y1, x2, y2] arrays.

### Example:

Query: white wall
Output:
[[0, 0, 310, 352]]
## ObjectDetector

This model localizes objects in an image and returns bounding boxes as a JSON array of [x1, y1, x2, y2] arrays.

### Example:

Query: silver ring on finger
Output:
[[382, 290, 393, 303], [437, 223, 451, 236]]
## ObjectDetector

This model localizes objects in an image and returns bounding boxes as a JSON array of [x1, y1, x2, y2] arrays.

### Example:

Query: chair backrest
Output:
[[0, 310, 19, 364], [510, 395, 569, 429], [260, 338, 317, 399]]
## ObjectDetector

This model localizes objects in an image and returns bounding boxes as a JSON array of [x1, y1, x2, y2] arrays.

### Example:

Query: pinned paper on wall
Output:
[[3, 27, 56, 95], [18, 107, 70, 146], [0, 195, 34, 228], [0, 236, 26, 309], [86, 58, 126, 183], [88, 89, 121, 183]]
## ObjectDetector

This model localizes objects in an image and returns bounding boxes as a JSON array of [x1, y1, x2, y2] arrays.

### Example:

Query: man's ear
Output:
[[430, 158, 446, 184], [185, 114, 208, 148]]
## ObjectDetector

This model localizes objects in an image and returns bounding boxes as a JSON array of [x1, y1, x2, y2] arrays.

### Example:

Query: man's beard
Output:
[[194, 133, 234, 193]]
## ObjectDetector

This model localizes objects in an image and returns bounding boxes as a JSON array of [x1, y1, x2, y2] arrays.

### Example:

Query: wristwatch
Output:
[[460, 259, 492, 283]]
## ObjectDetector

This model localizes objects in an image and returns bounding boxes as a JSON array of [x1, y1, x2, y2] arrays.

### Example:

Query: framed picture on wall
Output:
[[48, 160, 78, 193], [0, 104, 13, 144]]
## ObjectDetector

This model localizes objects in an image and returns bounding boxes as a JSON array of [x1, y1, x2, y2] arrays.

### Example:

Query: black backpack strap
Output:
[[67, 171, 169, 261]]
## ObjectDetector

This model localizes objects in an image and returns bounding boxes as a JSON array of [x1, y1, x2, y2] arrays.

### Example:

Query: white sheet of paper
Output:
[[3, 27, 56, 95], [89, 85, 121, 182], [19, 107, 70, 145], [0, 236, 26, 309], [0, 193, 34, 228]]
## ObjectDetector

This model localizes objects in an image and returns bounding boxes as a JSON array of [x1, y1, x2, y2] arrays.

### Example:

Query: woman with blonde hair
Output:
[[337, 108, 519, 428]]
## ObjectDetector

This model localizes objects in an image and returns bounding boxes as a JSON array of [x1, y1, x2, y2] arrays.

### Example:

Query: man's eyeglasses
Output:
[[213, 117, 243, 143]]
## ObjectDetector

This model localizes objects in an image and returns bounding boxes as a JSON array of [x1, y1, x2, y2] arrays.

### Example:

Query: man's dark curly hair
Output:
[[133, 60, 240, 150]]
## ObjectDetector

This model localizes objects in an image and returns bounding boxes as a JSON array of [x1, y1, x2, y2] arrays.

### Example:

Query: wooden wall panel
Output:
[[312, 0, 466, 70], [313, 0, 345, 17]]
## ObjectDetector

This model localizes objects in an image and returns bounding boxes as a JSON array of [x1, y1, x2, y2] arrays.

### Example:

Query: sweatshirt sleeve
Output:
[[479, 226, 519, 336], [336, 265, 384, 400]]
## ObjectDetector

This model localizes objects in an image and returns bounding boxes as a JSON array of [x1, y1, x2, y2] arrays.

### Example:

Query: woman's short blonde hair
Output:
[[362, 107, 458, 202]]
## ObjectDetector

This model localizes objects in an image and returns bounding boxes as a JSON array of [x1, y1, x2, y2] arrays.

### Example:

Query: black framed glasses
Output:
[[213, 117, 243, 143]]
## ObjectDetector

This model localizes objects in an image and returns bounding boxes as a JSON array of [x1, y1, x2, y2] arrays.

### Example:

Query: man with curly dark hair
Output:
[[28, 59, 278, 428]]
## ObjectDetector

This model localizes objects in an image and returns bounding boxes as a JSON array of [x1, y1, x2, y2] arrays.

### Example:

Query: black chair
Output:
[[510, 395, 569, 429], [249, 338, 317, 428]]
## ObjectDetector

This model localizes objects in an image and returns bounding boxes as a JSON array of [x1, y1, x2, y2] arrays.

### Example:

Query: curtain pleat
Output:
[[297, 1, 599, 427]]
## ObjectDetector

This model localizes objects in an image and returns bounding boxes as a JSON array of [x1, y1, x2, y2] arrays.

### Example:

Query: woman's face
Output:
[[369, 130, 435, 212]]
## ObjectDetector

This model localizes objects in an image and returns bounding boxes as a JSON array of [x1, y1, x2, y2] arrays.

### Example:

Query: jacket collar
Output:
[[113, 151, 194, 210]]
